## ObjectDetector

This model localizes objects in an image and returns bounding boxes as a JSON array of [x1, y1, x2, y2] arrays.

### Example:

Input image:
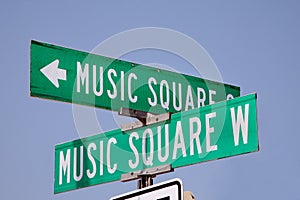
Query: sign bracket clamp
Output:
[[119, 107, 172, 132], [119, 108, 173, 188], [121, 164, 174, 189]]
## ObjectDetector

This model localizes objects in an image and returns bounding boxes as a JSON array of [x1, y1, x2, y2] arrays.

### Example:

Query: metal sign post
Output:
[[118, 108, 173, 189], [121, 164, 173, 189]]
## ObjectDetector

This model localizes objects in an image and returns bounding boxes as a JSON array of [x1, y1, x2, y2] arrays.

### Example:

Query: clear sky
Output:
[[1, 1, 300, 200]]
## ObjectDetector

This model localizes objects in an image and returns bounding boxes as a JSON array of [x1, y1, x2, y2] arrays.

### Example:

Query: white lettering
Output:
[[157, 125, 169, 162], [128, 73, 138, 103], [185, 85, 194, 111], [77, 62, 89, 94], [230, 104, 249, 146], [93, 65, 103, 96], [120, 71, 125, 101], [99, 141, 104, 176], [128, 132, 139, 169], [73, 146, 84, 181], [148, 77, 157, 107], [160, 80, 170, 110], [173, 82, 182, 111], [142, 129, 154, 166], [209, 90, 216, 104], [87, 143, 96, 179], [107, 138, 117, 174], [189, 117, 202, 155], [197, 88, 206, 107], [59, 149, 70, 185], [206, 112, 218, 152], [227, 94, 234, 100], [172, 121, 187, 159], [107, 69, 117, 99]]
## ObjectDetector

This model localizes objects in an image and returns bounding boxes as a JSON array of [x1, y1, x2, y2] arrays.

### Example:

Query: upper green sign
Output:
[[54, 93, 259, 193], [30, 40, 240, 113]]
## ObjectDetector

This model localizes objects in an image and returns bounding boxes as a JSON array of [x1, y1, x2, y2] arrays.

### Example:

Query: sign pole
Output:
[[119, 108, 174, 189], [120, 164, 173, 189], [138, 174, 154, 189], [110, 178, 183, 200]]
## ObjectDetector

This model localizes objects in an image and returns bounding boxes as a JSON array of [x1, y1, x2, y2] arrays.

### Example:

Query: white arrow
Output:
[[40, 59, 67, 88]]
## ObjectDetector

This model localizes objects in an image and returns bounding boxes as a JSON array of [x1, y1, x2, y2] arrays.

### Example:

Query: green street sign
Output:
[[54, 93, 259, 193], [30, 40, 240, 114]]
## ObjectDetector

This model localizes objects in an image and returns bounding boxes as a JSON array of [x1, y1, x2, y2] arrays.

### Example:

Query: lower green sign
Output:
[[54, 93, 259, 194]]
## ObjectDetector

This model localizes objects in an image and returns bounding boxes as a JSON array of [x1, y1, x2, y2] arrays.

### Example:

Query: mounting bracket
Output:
[[119, 108, 171, 132]]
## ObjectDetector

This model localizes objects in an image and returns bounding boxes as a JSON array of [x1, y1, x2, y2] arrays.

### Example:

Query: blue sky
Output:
[[1, 1, 300, 200]]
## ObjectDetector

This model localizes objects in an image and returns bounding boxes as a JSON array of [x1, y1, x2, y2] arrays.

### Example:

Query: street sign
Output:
[[30, 40, 240, 114], [110, 178, 183, 200], [54, 93, 259, 193]]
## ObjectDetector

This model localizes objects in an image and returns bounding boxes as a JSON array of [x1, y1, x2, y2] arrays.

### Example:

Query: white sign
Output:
[[110, 179, 183, 200]]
